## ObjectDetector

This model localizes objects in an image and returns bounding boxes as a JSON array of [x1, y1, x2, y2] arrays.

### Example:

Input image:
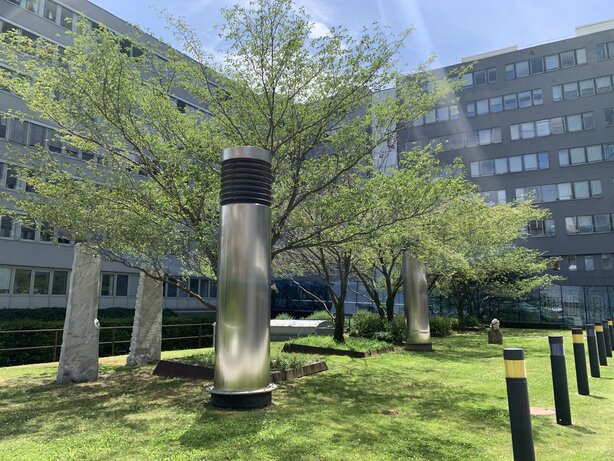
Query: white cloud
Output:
[[310, 21, 331, 38]]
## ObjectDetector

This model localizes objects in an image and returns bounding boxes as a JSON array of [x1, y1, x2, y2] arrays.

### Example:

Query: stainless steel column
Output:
[[402, 250, 433, 351], [207, 146, 276, 409]]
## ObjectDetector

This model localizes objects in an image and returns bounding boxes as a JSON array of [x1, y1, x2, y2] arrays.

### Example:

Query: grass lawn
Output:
[[1, 329, 614, 460], [286, 335, 390, 351]]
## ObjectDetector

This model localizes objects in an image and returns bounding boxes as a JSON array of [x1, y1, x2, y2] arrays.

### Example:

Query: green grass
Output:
[[178, 351, 319, 371], [1, 330, 614, 460], [287, 334, 390, 352]]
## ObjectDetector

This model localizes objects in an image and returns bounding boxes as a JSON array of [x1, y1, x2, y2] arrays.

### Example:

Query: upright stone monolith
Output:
[[402, 250, 433, 352], [57, 244, 101, 384], [127, 270, 163, 366]]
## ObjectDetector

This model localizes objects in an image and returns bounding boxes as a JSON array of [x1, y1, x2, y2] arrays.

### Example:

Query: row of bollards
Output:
[[504, 320, 614, 460]]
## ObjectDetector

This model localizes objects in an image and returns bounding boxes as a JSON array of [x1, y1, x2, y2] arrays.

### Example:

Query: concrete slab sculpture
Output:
[[127, 269, 163, 365], [402, 250, 433, 351], [57, 243, 101, 384], [207, 146, 276, 409]]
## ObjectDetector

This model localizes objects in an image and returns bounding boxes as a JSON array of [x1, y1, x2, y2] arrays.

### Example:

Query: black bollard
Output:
[[571, 328, 590, 395], [504, 348, 535, 461], [548, 336, 572, 425], [609, 319, 614, 351], [596, 323, 608, 366], [585, 324, 601, 378], [603, 321, 613, 357]]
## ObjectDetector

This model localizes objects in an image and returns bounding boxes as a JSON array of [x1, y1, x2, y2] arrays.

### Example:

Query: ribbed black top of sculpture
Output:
[[220, 157, 273, 206]]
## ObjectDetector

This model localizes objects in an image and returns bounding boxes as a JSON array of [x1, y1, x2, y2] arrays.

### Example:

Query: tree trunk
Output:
[[385, 295, 395, 322], [456, 294, 465, 321], [334, 305, 345, 342]]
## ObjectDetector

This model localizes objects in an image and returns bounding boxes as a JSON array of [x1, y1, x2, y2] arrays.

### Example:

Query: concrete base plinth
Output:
[[404, 342, 433, 352], [206, 384, 276, 410]]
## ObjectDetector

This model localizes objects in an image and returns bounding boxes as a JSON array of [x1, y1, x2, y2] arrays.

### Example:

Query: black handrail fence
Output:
[[0, 323, 214, 367]]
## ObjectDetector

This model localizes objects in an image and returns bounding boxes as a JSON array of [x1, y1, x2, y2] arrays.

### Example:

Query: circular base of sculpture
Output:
[[206, 384, 277, 409], [404, 342, 433, 352]]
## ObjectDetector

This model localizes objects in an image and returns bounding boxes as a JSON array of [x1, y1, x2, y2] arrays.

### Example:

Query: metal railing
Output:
[[0, 323, 214, 363]]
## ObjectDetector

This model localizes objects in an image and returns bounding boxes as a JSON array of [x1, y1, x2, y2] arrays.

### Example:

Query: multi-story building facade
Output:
[[0, 0, 216, 311], [399, 19, 614, 326]]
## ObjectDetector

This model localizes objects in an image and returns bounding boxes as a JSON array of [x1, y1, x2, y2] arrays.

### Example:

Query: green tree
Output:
[[0, 0, 453, 304]]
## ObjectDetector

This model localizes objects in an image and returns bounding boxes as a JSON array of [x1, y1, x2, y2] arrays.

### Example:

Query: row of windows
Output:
[[470, 151, 549, 178], [505, 48, 586, 80], [429, 127, 501, 152], [412, 105, 459, 126], [480, 189, 506, 206], [467, 89, 543, 117], [0, 215, 71, 244], [524, 219, 556, 238], [516, 179, 602, 203], [567, 254, 613, 272], [0, 117, 102, 163], [565, 214, 614, 235], [553, 74, 614, 102], [460, 67, 497, 87], [559, 143, 614, 167], [510, 112, 594, 141], [162, 278, 217, 299], [6, 0, 95, 31], [0, 266, 68, 295], [597, 42, 614, 61]]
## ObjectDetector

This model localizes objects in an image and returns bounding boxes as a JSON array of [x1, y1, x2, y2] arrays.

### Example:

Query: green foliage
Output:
[[303, 311, 332, 320], [457, 315, 482, 329], [288, 335, 389, 352], [349, 310, 385, 339], [274, 313, 295, 320], [179, 351, 317, 371], [429, 316, 454, 337], [387, 314, 407, 342], [0, 309, 214, 367]]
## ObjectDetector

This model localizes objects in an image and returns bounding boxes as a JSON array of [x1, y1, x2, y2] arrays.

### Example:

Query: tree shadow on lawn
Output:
[[180, 358, 521, 459], [0, 365, 208, 442]]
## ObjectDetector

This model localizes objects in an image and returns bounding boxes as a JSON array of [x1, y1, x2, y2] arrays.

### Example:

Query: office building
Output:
[[398, 19, 614, 325]]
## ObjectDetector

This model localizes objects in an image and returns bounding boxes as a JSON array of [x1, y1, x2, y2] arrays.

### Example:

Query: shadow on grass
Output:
[[0, 365, 209, 441]]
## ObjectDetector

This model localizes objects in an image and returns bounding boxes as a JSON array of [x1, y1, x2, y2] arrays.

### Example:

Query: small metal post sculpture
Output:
[[207, 146, 276, 409], [571, 328, 589, 395], [548, 336, 572, 425], [585, 324, 601, 378], [402, 250, 432, 351], [602, 320, 612, 357]]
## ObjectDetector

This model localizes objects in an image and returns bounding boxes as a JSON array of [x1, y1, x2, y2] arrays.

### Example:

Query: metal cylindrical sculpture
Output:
[[207, 146, 276, 409], [402, 250, 432, 352], [585, 324, 601, 378], [503, 348, 535, 461], [571, 328, 590, 395], [609, 319, 614, 351], [602, 320, 612, 357], [548, 336, 572, 425], [596, 323, 608, 366]]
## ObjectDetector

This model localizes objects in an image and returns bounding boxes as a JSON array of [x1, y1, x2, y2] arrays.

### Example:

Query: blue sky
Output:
[[93, 0, 614, 71]]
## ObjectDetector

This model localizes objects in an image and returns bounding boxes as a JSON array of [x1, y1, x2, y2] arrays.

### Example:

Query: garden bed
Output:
[[283, 335, 394, 357], [153, 352, 327, 382]]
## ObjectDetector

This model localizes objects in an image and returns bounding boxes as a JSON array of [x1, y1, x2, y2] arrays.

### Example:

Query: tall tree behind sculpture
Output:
[[57, 244, 101, 384]]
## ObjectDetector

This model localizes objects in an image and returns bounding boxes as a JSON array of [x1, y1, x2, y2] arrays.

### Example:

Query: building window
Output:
[[33, 270, 50, 294], [585, 256, 595, 271], [530, 57, 544, 74], [13, 269, 31, 294], [505, 64, 514, 80], [568, 256, 577, 271], [605, 108, 614, 127], [595, 76, 612, 94], [60, 7, 75, 30], [116, 274, 129, 297], [602, 254, 613, 271], [526, 219, 555, 237], [52, 270, 68, 295], [0, 216, 13, 238], [20, 223, 36, 240], [101, 274, 114, 296], [563, 82, 578, 100], [0, 267, 10, 294], [474, 69, 487, 86], [9, 120, 28, 144], [560, 50, 576, 68], [487, 67, 497, 83], [28, 123, 46, 147], [43, 0, 58, 22], [597, 43, 608, 60], [544, 54, 559, 71], [504, 93, 517, 110], [579, 79, 595, 97], [515, 60, 529, 78]]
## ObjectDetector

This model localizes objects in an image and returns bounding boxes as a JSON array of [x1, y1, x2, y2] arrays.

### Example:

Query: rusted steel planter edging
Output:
[[281, 343, 394, 358], [153, 360, 328, 382]]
